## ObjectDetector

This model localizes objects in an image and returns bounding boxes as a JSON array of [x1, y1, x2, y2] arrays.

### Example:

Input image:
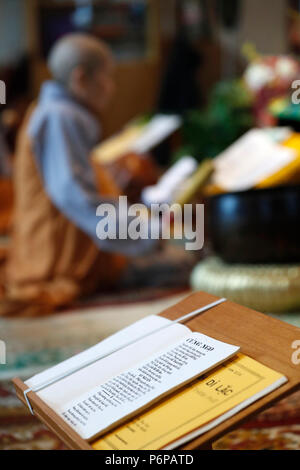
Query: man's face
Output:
[[88, 59, 116, 113], [72, 59, 116, 114]]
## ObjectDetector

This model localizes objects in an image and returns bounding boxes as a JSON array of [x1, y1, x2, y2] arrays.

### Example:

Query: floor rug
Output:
[[0, 381, 299, 450]]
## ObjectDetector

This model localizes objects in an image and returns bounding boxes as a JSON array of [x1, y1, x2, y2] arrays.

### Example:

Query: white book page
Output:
[[26, 316, 190, 409], [213, 129, 296, 191], [132, 115, 182, 154], [58, 333, 239, 440], [166, 376, 287, 450]]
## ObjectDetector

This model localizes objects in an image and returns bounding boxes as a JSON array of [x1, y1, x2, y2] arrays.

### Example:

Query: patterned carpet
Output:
[[0, 379, 299, 450]]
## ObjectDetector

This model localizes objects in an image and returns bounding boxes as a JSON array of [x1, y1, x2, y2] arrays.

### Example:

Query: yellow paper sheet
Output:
[[92, 354, 285, 450]]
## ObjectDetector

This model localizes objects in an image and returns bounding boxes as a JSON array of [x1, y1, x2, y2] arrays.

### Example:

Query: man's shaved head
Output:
[[48, 33, 112, 87]]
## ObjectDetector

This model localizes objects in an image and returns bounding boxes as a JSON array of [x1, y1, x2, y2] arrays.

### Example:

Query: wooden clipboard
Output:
[[13, 291, 300, 450]]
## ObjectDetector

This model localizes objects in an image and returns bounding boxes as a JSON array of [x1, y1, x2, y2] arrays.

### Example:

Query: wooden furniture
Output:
[[13, 291, 300, 450]]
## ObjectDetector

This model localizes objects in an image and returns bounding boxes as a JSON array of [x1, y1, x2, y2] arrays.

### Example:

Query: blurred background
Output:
[[0, 0, 294, 144], [1, 0, 300, 451]]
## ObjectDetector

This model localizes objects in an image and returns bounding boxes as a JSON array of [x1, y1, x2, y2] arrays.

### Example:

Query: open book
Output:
[[93, 353, 287, 450], [92, 115, 181, 164], [212, 129, 298, 192], [24, 315, 239, 441]]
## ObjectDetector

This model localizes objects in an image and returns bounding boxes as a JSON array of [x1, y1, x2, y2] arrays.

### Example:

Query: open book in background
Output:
[[91, 115, 182, 202], [25, 314, 240, 441], [93, 115, 182, 165], [211, 129, 300, 192]]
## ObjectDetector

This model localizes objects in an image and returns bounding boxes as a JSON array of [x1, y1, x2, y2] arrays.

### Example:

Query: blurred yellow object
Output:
[[191, 257, 300, 313], [268, 97, 289, 116], [175, 160, 214, 205], [257, 133, 300, 189], [202, 183, 225, 197], [203, 132, 300, 196], [242, 43, 261, 63], [93, 125, 144, 164]]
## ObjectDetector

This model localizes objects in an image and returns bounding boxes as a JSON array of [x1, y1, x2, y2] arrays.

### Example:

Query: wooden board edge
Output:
[[12, 378, 92, 451]]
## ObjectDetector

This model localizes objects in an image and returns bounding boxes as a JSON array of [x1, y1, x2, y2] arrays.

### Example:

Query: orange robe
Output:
[[1, 110, 127, 316]]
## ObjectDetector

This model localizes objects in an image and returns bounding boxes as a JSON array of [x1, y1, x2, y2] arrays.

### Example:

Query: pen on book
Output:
[[23, 298, 227, 413]]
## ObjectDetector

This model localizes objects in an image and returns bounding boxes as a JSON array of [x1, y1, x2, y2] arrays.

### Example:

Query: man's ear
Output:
[[69, 66, 87, 93]]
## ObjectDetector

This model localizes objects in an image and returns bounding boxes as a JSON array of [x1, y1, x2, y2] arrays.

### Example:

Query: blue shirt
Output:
[[28, 81, 158, 256]]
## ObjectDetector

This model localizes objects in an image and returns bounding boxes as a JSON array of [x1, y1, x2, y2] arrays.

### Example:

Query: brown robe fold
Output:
[[1, 109, 127, 316]]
